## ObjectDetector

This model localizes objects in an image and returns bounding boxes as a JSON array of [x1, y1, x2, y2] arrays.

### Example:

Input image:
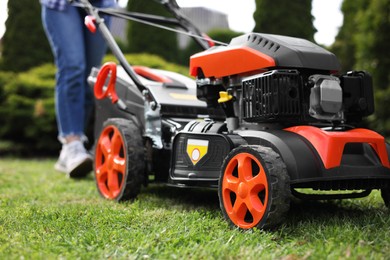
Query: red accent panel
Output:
[[202, 33, 215, 48], [84, 15, 97, 33], [94, 62, 118, 104], [285, 126, 390, 169], [133, 66, 172, 83], [189, 46, 276, 78]]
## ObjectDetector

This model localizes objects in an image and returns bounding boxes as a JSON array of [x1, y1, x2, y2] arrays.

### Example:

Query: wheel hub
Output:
[[238, 182, 249, 199]]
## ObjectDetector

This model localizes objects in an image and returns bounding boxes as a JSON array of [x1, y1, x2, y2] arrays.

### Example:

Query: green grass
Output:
[[0, 158, 389, 259]]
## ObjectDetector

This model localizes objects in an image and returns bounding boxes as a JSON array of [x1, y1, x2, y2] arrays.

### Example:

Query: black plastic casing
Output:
[[169, 121, 246, 187], [231, 33, 341, 71], [341, 71, 375, 123]]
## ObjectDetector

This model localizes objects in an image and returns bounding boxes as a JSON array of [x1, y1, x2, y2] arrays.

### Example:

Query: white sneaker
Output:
[[54, 140, 93, 178]]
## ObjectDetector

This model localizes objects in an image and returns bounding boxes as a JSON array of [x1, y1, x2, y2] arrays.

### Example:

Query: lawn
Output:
[[0, 158, 389, 259]]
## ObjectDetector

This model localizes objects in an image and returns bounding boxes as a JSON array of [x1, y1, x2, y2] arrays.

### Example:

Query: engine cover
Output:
[[190, 33, 341, 78]]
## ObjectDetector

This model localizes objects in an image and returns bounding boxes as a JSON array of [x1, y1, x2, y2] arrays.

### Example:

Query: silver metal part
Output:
[[144, 90, 163, 149], [309, 74, 344, 121], [196, 77, 223, 87], [226, 117, 239, 132]]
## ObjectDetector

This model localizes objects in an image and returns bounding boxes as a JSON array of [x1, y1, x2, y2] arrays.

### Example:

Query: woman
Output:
[[41, 0, 116, 177]]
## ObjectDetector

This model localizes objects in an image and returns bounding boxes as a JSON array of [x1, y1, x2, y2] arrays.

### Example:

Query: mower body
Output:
[[90, 31, 390, 229]]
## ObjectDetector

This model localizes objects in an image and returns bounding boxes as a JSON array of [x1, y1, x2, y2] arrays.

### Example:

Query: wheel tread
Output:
[[219, 145, 291, 229], [96, 118, 144, 201]]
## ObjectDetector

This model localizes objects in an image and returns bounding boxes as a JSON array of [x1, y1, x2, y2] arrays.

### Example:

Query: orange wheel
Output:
[[95, 118, 144, 201], [218, 145, 290, 229]]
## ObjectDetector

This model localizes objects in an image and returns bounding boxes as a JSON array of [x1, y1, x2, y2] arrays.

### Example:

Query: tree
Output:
[[1, 0, 52, 72], [331, 0, 368, 73], [332, 0, 390, 137], [354, 0, 390, 136], [354, 0, 390, 90], [126, 0, 178, 62], [253, 0, 316, 42]]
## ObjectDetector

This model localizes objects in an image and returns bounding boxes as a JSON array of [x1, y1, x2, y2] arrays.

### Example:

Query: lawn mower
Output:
[[75, 0, 390, 229]]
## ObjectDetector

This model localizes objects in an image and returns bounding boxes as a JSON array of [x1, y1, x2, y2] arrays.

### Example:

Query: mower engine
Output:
[[190, 33, 374, 129]]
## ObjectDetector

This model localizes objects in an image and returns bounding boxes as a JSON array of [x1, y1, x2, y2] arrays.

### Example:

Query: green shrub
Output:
[[0, 71, 16, 103], [0, 63, 58, 155]]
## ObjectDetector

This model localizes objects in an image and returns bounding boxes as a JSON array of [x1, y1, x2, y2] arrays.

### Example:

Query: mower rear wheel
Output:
[[94, 118, 144, 201], [218, 145, 290, 229], [381, 188, 390, 208]]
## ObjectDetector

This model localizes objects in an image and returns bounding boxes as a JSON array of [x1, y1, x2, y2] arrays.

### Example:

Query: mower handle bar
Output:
[[70, 0, 212, 50], [68, 0, 147, 92], [67, 0, 212, 93]]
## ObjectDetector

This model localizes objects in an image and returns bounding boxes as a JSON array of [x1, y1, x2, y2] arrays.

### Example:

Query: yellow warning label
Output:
[[170, 93, 198, 101], [186, 139, 209, 165]]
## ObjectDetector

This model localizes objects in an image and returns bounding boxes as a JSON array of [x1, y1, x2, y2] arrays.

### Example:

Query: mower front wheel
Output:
[[94, 118, 144, 201], [218, 145, 290, 230]]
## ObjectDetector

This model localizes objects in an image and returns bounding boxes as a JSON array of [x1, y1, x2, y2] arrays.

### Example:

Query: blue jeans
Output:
[[41, 2, 112, 142]]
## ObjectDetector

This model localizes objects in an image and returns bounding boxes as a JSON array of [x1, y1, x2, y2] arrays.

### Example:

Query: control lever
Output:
[[94, 62, 127, 110]]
